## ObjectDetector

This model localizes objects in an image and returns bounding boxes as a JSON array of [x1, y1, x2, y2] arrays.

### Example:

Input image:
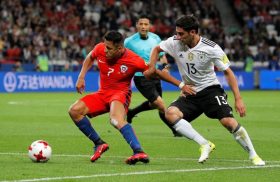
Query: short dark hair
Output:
[[175, 15, 199, 32], [104, 31, 124, 45], [137, 14, 151, 21], [137, 14, 151, 20]]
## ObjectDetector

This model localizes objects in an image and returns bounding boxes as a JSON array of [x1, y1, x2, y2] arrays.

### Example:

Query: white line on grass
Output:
[[1, 152, 280, 164], [1, 165, 280, 182]]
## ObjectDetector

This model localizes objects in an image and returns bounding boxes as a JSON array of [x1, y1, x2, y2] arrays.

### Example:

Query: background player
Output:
[[124, 14, 179, 136]]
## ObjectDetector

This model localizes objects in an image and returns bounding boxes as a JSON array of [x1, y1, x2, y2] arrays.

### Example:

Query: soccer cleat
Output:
[[198, 141, 216, 163], [90, 143, 109, 162], [126, 109, 136, 124], [125, 152, 150, 165], [251, 155, 265, 166]]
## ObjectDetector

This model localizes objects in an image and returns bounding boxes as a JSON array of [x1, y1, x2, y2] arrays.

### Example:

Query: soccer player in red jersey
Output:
[[68, 31, 181, 165]]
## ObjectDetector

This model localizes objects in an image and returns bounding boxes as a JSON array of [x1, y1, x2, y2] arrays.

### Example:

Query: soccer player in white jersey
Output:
[[144, 14, 265, 165]]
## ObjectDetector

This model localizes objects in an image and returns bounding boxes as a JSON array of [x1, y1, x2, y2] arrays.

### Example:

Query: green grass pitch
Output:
[[0, 91, 280, 181]]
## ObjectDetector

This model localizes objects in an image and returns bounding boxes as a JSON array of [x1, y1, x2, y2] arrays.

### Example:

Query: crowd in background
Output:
[[231, 0, 280, 70], [0, 0, 279, 72]]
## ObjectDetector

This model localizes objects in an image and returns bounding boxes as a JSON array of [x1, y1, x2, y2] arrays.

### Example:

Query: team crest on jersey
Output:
[[120, 65, 128, 73], [198, 52, 206, 62]]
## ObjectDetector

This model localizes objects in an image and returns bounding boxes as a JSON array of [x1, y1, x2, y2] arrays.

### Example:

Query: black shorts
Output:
[[133, 76, 162, 103], [170, 85, 233, 122]]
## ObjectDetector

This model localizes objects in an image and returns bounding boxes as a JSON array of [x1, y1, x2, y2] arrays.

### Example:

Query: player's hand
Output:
[[180, 90, 186, 97], [181, 84, 196, 96], [162, 67, 170, 73], [143, 67, 156, 80], [235, 98, 246, 117], [76, 78, 85, 94]]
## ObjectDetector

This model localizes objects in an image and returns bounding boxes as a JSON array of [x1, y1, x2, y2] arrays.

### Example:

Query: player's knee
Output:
[[220, 117, 239, 132], [165, 106, 182, 120], [68, 104, 77, 117], [110, 117, 126, 129], [68, 102, 84, 120]]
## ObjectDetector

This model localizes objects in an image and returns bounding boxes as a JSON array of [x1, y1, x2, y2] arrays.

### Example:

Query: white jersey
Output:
[[160, 36, 230, 92]]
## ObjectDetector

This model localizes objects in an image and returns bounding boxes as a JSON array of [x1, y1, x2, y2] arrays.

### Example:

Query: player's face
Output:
[[176, 27, 194, 47], [104, 40, 122, 60], [136, 18, 150, 37]]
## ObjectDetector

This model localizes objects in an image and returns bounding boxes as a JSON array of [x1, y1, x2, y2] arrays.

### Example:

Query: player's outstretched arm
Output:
[[223, 68, 246, 117], [152, 69, 196, 95], [76, 51, 95, 94], [145, 46, 162, 79], [154, 69, 181, 86]]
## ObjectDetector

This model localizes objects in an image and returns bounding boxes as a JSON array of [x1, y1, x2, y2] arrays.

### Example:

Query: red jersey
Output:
[[91, 43, 149, 92]]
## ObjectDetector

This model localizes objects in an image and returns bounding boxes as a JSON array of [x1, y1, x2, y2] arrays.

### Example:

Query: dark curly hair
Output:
[[175, 14, 199, 33]]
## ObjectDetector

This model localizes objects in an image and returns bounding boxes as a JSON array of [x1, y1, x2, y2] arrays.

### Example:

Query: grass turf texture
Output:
[[0, 91, 280, 181]]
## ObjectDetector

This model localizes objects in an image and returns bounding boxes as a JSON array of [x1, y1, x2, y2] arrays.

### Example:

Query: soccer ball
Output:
[[28, 140, 52, 162]]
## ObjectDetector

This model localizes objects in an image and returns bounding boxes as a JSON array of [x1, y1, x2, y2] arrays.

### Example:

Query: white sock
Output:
[[173, 119, 208, 145], [233, 126, 257, 159]]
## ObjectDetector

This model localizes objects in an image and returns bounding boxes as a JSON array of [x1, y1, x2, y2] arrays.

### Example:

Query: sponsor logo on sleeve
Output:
[[222, 55, 229, 64]]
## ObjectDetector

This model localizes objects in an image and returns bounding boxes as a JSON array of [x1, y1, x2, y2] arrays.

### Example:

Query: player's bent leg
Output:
[[153, 97, 181, 136], [219, 117, 239, 132], [113, 120, 150, 165], [151, 96, 165, 112], [110, 100, 149, 165], [166, 107, 214, 163], [173, 118, 215, 163], [165, 106, 183, 124], [220, 118, 265, 166], [109, 100, 128, 129], [120, 123, 150, 165], [69, 100, 109, 162], [127, 101, 152, 123], [234, 125, 265, 166], [126, 109, 134, 123], [68, 100, 89, 122], [158, 111, 181, 137]]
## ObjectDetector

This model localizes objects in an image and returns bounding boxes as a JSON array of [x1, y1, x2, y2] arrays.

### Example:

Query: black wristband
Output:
[[162, 63, 169, 69]]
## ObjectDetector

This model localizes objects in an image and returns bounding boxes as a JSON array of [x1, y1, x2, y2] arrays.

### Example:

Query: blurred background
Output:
[[0, 0, 279, 92]]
